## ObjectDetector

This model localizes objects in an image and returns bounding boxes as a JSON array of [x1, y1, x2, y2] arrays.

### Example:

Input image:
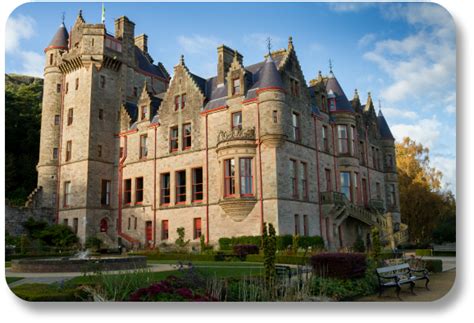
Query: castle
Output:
[[34, 11, 407, 250]]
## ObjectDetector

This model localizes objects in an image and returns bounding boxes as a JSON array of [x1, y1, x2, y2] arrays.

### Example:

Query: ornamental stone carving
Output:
[[217, 127, 256, 144]]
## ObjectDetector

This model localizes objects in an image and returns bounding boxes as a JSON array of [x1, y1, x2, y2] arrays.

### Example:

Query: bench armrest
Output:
[[378, 274, 400, 281]]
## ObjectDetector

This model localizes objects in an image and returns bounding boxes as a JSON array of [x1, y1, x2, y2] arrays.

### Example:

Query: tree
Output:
[[262, 223, 276, 289], [396, 137, 456, 244]]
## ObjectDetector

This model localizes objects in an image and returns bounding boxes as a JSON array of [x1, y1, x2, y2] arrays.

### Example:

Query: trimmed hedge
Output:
[[310, 253, 367, 279], [218, 235, 324, 251], [11, 283, 85, 301], [245, 254, 309, 265], [424, 259, 443, 273], [132, 252, 217, 262], [233, 244, 259, 257], [433, 251, 456, 257], [416, 249, 433, 256]]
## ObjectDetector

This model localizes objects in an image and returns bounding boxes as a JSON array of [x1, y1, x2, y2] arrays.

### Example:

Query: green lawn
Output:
[[5, 261, 11, 268], [148, 260, 263, 267], [6, 277, 24, 284]]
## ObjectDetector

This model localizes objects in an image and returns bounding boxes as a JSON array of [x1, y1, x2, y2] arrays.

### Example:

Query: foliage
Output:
[[5, 75, 43, 205], [23, 217, 49, 240], [276, 235, 293, 251], [297, 236, 325, 251], [199, 235, 213, 254], [310, 253, 367, 279], [396, 137, 456, 244], [11, 283, 85, 301], [85, 237, 102, 250], [370, 227, 382, 264], [424, 259, 443, 273], [37, 224, 79, 248], [352, 236, 366, 253], [233, 244, 259, 257], [291, 235, 300, 254], [432, 214, 456, 244], [262, 223, 277, 288], [415, 249, 433, 256], [175, 227, 190, 250], [131, 252, 217, 262], [218, 234, 323, 252], [246, 254, 309, 265]]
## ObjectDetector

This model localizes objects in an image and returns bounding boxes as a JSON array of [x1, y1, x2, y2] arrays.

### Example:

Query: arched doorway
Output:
[[100, 218, 108, 233]]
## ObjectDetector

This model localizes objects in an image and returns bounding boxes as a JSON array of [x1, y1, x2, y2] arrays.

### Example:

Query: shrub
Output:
[[415, 249, 433, 256], [424, 259, 443, 273], [218, 237, 232, 250], [11, 283, 85, 301], [291, 235, 300, 254], [38, 224, 79, 248], [276, 235, 293, 251], [263, 223, 277, 288], [310, 253, 367, 279], [233, 244, 259, 257], [85, 237, 102, 250], [175, 227, 190, 250], [298, 236, 325, 251], [352, 236, 366, 253], [370, 227, 382, 264]]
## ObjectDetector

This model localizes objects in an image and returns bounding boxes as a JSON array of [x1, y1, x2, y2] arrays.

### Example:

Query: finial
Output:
[[288, 36, 293, 49], [378, 99, 382, 112], [354, 88, 359, 99], [266, 37, 272, 55], [179, 54, 185, 65], [61, 12, 65, 25], [329, 59, 333, 73], [368, 91, 372, 98], [79, 9, 83, 17]]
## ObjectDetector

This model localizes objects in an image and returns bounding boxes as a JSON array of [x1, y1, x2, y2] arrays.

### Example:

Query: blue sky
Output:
[[5, 1, 456, 193]]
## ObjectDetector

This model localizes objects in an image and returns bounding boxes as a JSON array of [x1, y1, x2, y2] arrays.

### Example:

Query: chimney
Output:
[[217, 45, 242, 84], [114, 16, 135, 64], [135, 34, 148, 53]]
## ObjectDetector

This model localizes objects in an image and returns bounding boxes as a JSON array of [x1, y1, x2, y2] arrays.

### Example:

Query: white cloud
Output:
[[328, 2, 373, 13], [243, 33, 283, 53], [392, 117, 441, 148], [177, 34, 222, 56], [6, 14, 36, 53], [381, 107, 418, 120], [17, 51, 44, 77], [358, 33, 376, 48], [431, 156, 456, 194]]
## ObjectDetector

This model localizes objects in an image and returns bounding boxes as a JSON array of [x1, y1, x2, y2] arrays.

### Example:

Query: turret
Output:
[[37, 22, 69, 208]]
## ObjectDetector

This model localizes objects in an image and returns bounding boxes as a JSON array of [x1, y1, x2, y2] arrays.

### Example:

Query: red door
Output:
[[145, 221, 153, 247], [100, 218, 108, 233]]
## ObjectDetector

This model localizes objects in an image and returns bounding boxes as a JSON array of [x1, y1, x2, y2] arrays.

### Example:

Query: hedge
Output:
[[310, 253, 367, 279], [233, 244, 259, 257], [424, 259, 443, 273], [246, 254, 309, 265], [433, 251, 456, 257], [11, 283, 85, 301], [218, 235, 324, 251], [415, 249, 433, 256], [132, 252, 217, 262]]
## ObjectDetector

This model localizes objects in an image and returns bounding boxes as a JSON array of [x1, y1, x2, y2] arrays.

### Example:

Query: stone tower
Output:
[[37, 22, 69, 209]]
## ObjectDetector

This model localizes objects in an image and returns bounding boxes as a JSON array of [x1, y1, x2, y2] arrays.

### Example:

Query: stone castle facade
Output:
[[35, 12, 407, 250]]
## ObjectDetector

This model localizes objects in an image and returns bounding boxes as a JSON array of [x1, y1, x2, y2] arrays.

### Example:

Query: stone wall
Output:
[[5, 205, 55, 236]]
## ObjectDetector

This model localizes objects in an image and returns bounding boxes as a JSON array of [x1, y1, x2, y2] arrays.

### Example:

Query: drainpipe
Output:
[[55, 74, 66, 224], [313, 116, 325, 243], [331, 123, 338, 191], [256, 101, 264, 234], [153, 126, 157, 248], [205, 114, 210, 244], [365, 126, 372, 200]]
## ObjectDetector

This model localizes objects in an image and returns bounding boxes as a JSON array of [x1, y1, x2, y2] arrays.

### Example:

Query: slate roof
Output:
[[134, 47, 169, 80], [46, 23, 69, 50], [325, 73, 354, 113], [125, 95, 162, 124], [377, 110, 395, 140]]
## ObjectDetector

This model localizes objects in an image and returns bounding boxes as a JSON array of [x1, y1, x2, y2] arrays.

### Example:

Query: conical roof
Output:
[[377, 110, 395, 140], [326, 73, 354, 113], [46, 23, 69, 50], [255, 54, 284, 89]]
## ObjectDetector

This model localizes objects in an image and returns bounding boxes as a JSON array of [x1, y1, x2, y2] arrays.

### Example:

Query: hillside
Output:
[[5, 73, 43, 205]]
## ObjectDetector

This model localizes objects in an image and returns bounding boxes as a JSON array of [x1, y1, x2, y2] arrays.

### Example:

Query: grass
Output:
[[10, 283, 86, 301], [148, 260, 263, 267], [5, 261, 11, 268], [6, 277, 24, 284], [66, 270, 182, 287]]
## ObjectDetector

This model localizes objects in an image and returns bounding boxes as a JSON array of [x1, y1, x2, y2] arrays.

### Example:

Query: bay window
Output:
[[338, 125, 349, 154], [170, 126, 178, 152], [240, 158, 253, 196], [183, 123, 191, 150], [224, 159, 235, 197], [340, 172, 352, 201]]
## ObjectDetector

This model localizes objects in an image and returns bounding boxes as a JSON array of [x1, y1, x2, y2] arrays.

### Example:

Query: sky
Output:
[[5, 1, 456, 194]]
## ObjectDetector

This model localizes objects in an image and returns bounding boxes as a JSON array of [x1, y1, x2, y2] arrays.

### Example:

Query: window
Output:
[[161, 220, 169, 240], [182, 123, 192, 150], [67, 108, 73, 125], [329, 98, 336, 111], [340, 172, 352, 201], [303, 215, 309, 236], [100, 75, 106, 88], [240, 158, 253, 196], [376, 182, 382, 199], [139, 134, 148, 159], [176, 170, 186, 203], [101, 180, 111, 206], [53, 148, 58, 160], [65, 82, 69, 94], [56, 84, 61, 93], [98, 145, 102, 157], [63, 218, 68, 226], [192, 168, 203, 202], [362, 178, 368, 206], [294, 214, 300, 235], [135, 177, 144, 204], [290, 159, 298, 198], [73, 218, 78, 234], [354, 173, 361, 204], [141, 106, 148, 120], [386, 154, 394, 170], [300, 162, 308, 200], [290, 79, 299, 96], [160, 173, 171, 205], [65, 141, 72, 161], [50, 53, 53, 65], [75, 78, 79, 90], [372, 146, 377, 169], [170, 126, 179, 152], [224, 159, 235, 197], [322, 126, 329, 152], [378, 149, 383, 170], [292, 112, 301, 142], [359, 141, 366, 165], [134, 217, 137, 230], [99, 109, 104, 120], [389, 184, 396, 206], [63, 181, 71, 207], [124, 179, 132, 205], [133, 87, 138, 97], [325, 168, 332, 192], [175, 94, 186, 111], [232, 78, 241, 95], [231, 111, 242, 130], [351, 126, 357, 156], [54, 114, 60, 125], [128, 217, 131, 230], [338, 125, 349, 154], [193, 218, 202, 240], [273, 110, 278, 123]]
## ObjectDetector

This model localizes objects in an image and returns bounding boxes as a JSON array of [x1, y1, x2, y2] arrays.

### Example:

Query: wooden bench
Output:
[[275, 265, 292, 281], [376, 263, 430, 299]]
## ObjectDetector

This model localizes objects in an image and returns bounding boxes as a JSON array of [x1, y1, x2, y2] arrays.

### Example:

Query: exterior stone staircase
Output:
[[96, 232, 117, 249], [24, 186, 43, 208]]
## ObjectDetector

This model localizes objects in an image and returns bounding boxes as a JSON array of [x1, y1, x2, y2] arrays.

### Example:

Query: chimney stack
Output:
[[217, 45, 242, 84], [135, 34, 148, 53]]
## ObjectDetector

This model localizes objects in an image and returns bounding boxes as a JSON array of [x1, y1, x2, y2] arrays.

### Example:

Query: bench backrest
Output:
[[376, 263, 410, 274]]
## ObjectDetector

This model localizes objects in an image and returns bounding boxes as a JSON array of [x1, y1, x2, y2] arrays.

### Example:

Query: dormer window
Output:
[[329, 98, 336, 111], [290, 78, 300, 97], [232, 78, 241, 95], [141, 106, 148, 120], [231, 111, 242, 130], [175, 94, 186, 111]]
